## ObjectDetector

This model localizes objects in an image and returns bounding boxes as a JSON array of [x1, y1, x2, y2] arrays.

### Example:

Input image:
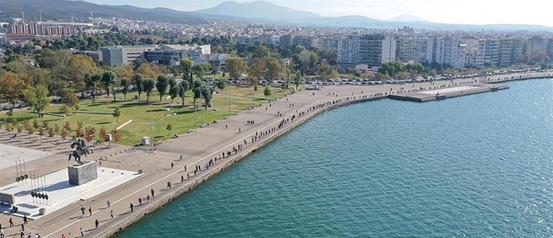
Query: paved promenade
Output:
[[0, 70, 551, 238]]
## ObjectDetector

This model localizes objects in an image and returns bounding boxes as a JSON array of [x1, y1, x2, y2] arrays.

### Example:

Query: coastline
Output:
[[105, 71, 553, 238], [5, 70, 550, 238]]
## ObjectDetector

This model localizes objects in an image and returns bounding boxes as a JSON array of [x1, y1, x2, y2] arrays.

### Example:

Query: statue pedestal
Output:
[[68, 161, 98, 186]]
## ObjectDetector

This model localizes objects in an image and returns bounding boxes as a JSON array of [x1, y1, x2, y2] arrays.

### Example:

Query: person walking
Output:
[[9, 218, 13, 227], [80, 206, 85, 216], [23, 216, 27, 225], [110, 210, 114, 219], [130, 203, 134, 212], [0, 227, 4, 238], [80, 227, 84, 237], [88, 207, 92, 217], [106, 200, 111, 208], [151, 188, 155, 198], [95, 219, 99, 229]]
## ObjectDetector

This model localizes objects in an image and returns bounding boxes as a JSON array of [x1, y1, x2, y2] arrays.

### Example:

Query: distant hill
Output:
[[389, 14, 428, 23], [196, 0, 320, 22], [194, 1, 553, 32], [0, 0, 551, 32], [0, 0, 205, 24]]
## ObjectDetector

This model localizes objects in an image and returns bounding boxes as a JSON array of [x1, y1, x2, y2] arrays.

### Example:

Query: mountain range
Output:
[[0, 0, 551, 32]]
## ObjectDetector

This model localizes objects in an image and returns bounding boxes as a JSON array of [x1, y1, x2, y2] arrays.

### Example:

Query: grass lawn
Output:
[[0, 86, 290, 145]]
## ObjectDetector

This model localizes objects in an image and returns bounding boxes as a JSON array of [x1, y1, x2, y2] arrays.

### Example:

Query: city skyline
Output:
[[85, 0, 553, 26]]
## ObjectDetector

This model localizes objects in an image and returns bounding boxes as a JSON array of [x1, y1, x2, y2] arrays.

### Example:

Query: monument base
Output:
[[68, 161, 98, 186]]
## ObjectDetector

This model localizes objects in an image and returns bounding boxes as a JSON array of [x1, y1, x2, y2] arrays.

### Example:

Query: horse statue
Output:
[[68, 139, 94, 165]]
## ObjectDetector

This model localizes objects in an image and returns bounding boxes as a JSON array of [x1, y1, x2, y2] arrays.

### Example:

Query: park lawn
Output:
[[0, 86, 290, 145]]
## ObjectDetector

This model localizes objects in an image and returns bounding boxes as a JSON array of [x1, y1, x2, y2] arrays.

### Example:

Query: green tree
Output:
[[249, 58, 266, 84], [0, 72, 31, 109], [178, 80, 189, 107], [192, 80, 203, 109], [264, 85, 272, 98], [201, 85, 213, 110], [101, 71, 117, 101], [169, 84, 179, 103], [142, 79, 155, 103], [156, 75, 170, 102], [120, 78, 130, 101], [319, 63, 338, 81], [23, 85, 50, 117], [192, 64, 204, 80], [133, 74, 144, 100], [166, 124, 173, 136], [113, 107, 121, 122], [216, 79, 226, 91], [226, 57, 246, 82], [180, 58, 193, 84], [293, 50, 319, 77], [266, 57, 284, 82], [85, 74, 100, 100], [253, 45, 270, 59], [60, 104, 73, 115]]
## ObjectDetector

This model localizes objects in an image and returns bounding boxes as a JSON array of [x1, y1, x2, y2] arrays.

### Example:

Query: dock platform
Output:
[[389, 84, 509, 102]]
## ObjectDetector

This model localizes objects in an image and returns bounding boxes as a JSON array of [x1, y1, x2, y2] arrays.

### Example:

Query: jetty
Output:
[[389, 84, 509, 102]]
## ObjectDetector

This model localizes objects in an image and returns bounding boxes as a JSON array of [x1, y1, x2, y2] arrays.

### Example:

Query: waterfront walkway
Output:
[[0, 71, 551, 238]]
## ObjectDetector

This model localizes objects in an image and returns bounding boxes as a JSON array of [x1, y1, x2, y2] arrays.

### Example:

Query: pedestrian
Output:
[[21, 224, 24, 232], [80, 206, 85, 216], [88, 207, 92, 216], [110, 210, 114, 219], [19, 231, 23, 238], [167, 181, 171, 189], [181, 176, 184, 183], [9, 218, 13, 227], [106, 200, 111, 208], [0, 227, 4, 238], [80, 227, 84, 237], [130, 203, 134, 212], [151, 188, 155, 198], [171, 163, 174, 169], [95, 219, 99, 229], [184, 165, 187, 171], [23, 216, 27, 225], [138, 198, 142, 206]]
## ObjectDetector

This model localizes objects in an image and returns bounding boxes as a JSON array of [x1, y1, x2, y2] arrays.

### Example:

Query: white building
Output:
[[338, 33, 396, 68], [100, 45, 157, 65]]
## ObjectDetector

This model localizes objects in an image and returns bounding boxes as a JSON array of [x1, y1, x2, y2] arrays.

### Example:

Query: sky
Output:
[[86, 0, 553, 26]]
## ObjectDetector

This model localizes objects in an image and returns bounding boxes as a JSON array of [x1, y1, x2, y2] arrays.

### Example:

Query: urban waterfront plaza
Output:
[[0, 70, 550, 237]]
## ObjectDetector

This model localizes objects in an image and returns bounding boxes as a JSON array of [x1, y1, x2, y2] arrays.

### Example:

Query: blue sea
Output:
[[119, 79, 553, 237]]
